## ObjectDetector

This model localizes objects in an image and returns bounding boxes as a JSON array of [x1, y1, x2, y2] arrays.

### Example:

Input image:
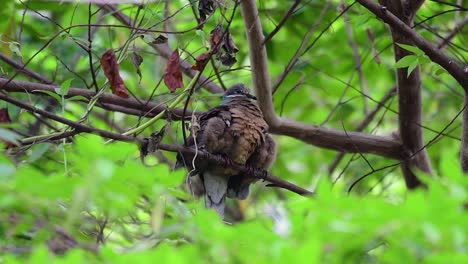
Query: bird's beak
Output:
[[246, 94, 257, 100]]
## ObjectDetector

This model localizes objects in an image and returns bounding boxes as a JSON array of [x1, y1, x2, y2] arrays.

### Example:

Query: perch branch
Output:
[[1, 77, 404, 159], [0, 91, 310, 196]]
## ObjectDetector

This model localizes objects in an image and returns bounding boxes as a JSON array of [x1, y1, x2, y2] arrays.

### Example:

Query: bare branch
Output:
[[340, 2, 369, 113], [272, 2, 332, 93], [240, 0, 278, 126], [240, 0, 403, 159], [272, 119, 403, 159], [0, 53, 54, 84], [0, 78, 197, 120], [2, 77, 404, 159], [263, 0, 301, 45], [461, 96, 468, 172], [0, 92, 138, 143], [380, 0, 432, 188]]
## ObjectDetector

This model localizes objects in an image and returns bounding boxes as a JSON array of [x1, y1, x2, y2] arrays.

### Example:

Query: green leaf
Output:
[[8, 42, 22, 58], [396, 43, 424, 55], [0, 1, 14, 32], [419, 56, 431, 65], [56, 78, 73, 96], [434, 67, 445, 76], [67, 95, 89, 102], [0, 127, 21, 146], [357, 14, 372, 26], [0, 163, 15, 180], [27, 142, 52, 163], [32, 90, 61, 103], [395, 55, 418, 68], [407, 59, 419, 77], [195, 30, 207, 41]]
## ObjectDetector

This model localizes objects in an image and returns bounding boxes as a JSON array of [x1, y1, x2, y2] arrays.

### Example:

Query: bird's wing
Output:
[[175, 105, 231, 168], [228, 101, 268, 164], [227, 133, 276, 199]]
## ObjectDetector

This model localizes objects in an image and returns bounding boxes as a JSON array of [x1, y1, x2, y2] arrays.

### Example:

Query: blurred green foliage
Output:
[[0, 0, 466, 263], [1, 135, 467, 263]]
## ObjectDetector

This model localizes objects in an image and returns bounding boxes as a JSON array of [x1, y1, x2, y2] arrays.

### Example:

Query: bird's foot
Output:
[[216, 153, 234, 166], [245, 166, 268, 180]]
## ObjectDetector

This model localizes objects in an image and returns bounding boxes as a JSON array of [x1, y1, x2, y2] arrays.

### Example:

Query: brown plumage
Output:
[[176, 84, 276, 217], [227, 133, 277, 199]]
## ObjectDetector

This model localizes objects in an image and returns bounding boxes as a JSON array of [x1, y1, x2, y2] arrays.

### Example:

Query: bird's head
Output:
[[221, 84, 257, 105]]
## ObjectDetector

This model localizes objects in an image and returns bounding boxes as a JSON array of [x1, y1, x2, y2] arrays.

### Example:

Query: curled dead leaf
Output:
[[191, 51, 212, 71], [210, 25, 239, 67], [0, 108, 17, 149], [199, 0, 216, 22], [152, 34, 168, 44], [164, 49, 184, 92], [0, 108, 11, 123], [132, 51, 144, 81], [100, 49, 130, 98]]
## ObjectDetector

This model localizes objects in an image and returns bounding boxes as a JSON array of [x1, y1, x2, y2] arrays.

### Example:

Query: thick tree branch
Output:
[[461, 96, 468, 172], [240, 0, 403, 160], [383, 0, 431, 188], [240, 0, 278, 126], [96, 1, 405, 160], [0, 53, 54, 84], [273, 119, 403, 159], [0, 78, 196, 120], [1, 78, 403, 159], [0, 92, 138, 143], [356, 0, 468, 89]]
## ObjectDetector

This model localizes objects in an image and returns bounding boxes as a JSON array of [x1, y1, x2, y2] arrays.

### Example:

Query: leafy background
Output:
[[0, 0, 466, 263]]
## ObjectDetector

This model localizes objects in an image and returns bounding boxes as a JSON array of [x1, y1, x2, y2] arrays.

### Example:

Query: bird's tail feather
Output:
[[202, 171, 228, 218], [227, 175, 251, 200]]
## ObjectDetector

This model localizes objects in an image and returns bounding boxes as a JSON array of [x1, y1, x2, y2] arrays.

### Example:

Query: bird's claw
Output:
[[245, 166, 268, 180], [216, 153, 234, 166]]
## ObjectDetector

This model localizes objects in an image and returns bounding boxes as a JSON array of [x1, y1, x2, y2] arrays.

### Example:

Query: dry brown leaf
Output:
[[0, 108, 11, 123], [209, 25, 238, 67], [100, 49, 130, 98], [164, 49, 184, 92], [191, 51, 212, 71]]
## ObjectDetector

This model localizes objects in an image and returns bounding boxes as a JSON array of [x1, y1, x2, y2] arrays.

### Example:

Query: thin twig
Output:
[[357, 0, 468, 88], [262, 0, 302, 44]]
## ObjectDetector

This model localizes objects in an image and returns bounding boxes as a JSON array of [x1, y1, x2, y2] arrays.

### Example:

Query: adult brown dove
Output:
[[176, 84, 276, 217]]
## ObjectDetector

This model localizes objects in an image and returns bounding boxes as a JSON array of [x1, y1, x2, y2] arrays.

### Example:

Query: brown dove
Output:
[[176, 84, 276, 217]]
